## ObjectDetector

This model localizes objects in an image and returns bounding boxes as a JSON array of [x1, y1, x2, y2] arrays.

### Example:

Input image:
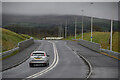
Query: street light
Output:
[[75, 17, 77, 39], [65, 20, 67, 38], [110, 20, 113, 51], [90, 2, 94, 42], [81, 10, 84, 40], [91, 17, 93, 42]]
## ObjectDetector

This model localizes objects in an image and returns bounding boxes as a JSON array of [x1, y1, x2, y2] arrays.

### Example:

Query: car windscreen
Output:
[[32, 53, 44, 56]]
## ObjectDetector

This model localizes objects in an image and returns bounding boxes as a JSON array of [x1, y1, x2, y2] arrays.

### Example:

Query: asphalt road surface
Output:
[[2, 40, 119, 80], [67, 41, 119, 78]]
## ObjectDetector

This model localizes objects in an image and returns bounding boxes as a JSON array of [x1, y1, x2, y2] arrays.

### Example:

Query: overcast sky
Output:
[[0, 2, 1, 26], [2, 2, 119, 20]]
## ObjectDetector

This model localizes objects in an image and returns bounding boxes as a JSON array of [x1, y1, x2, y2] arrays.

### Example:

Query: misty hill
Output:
[[3, 14, 83, 25], [2, 14, 118, 38]]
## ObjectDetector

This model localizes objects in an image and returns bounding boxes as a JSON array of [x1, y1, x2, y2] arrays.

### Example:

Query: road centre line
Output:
[[23, 41, 59, 79]]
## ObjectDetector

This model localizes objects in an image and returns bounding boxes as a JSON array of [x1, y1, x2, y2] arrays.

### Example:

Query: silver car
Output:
[[29, 51, 49, 67]]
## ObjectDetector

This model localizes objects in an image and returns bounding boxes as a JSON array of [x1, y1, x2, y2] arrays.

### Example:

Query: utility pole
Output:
[[75, 17, 77, 39], [91, 17, 93, 42], [110, 20, 113, 51], [81, 10, 84, 40], [65, 20, 67, 38]]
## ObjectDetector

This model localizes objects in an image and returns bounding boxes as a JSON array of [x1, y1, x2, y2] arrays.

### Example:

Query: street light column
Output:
[[81, 10, 84, 40], [91, 17, 93, 42], [65, 20, 67, 38], [110, 20, 113, 51], [75, 17, 77, 39]]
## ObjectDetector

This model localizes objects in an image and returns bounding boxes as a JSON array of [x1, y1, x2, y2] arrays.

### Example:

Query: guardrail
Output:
[[0, 37, 34, 60]]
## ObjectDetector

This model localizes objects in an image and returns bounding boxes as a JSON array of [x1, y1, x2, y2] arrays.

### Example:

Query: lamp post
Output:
[[110, 20, 113, 51], [91, 17, 93, 42], [75, 17, 77, 39], [65, 20, 67, 38], [90, 2, 94, 42], [81, 10, 84, 40]]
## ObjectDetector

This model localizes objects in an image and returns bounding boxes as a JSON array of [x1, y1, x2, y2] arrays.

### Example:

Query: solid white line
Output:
[[23, 41, 59, 79], [79, 54, 92, 79], [65, 42, 92, 79], [64, 42, 80, 59], [31, 42, 59, 78]]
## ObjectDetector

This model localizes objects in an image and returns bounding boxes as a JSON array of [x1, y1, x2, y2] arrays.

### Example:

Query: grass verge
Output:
[[64, 32, 119, 53]]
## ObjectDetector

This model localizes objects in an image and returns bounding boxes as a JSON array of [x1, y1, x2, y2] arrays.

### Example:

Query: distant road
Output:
[[2, 40, 119, 79]]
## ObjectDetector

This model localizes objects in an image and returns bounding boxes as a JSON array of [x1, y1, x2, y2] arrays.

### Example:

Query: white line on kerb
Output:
[[23, 41, 59, 79]]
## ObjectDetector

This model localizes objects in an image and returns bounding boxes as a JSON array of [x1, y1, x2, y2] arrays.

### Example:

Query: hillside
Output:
[[3, 14, 118, 38], [0, 28, 31, 52], [65, 32, 119, 52]]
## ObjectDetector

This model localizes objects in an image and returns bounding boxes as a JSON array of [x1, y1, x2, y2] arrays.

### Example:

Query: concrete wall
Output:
[[74, 39, 120, 59], [18, 38, 34, 51], [75, 39, 101, 52], [2, 47, 19, 58], [1, 38, 34, 59], [101, 49, 120, 59]]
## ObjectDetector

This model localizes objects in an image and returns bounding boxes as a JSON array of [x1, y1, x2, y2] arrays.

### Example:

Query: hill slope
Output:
[[0, 28, 31, 52]]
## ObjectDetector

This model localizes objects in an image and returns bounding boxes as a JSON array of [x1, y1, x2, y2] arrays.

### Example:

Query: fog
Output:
[[3, 2, 118, 20], [0, 2, 2, 26]]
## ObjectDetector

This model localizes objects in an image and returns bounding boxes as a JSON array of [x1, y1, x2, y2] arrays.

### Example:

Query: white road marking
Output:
[[23, 41, 59, 79], [65, 42, 92, 79], [64, 42, 80, 59]]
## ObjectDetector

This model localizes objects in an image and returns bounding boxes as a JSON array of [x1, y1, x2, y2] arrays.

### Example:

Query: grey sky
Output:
[[0, 2, 2, 26], [3, 2, 118, 20], [2, 0, 120, 2]]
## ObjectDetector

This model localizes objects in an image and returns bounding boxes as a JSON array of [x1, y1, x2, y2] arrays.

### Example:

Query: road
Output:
[[2, 40, 119, 80], [67, 41, 119, 78]]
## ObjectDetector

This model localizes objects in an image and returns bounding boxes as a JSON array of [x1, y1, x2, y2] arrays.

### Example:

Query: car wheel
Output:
[[29, 63, 33, 67], [47, 63, 49, 66]]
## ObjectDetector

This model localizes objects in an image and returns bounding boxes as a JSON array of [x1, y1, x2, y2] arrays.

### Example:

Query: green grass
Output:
[[20, 34, 31, 39], [112, 32, 118, 52], [0, 28, 32, 52], [64, 32, 119, 52]]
